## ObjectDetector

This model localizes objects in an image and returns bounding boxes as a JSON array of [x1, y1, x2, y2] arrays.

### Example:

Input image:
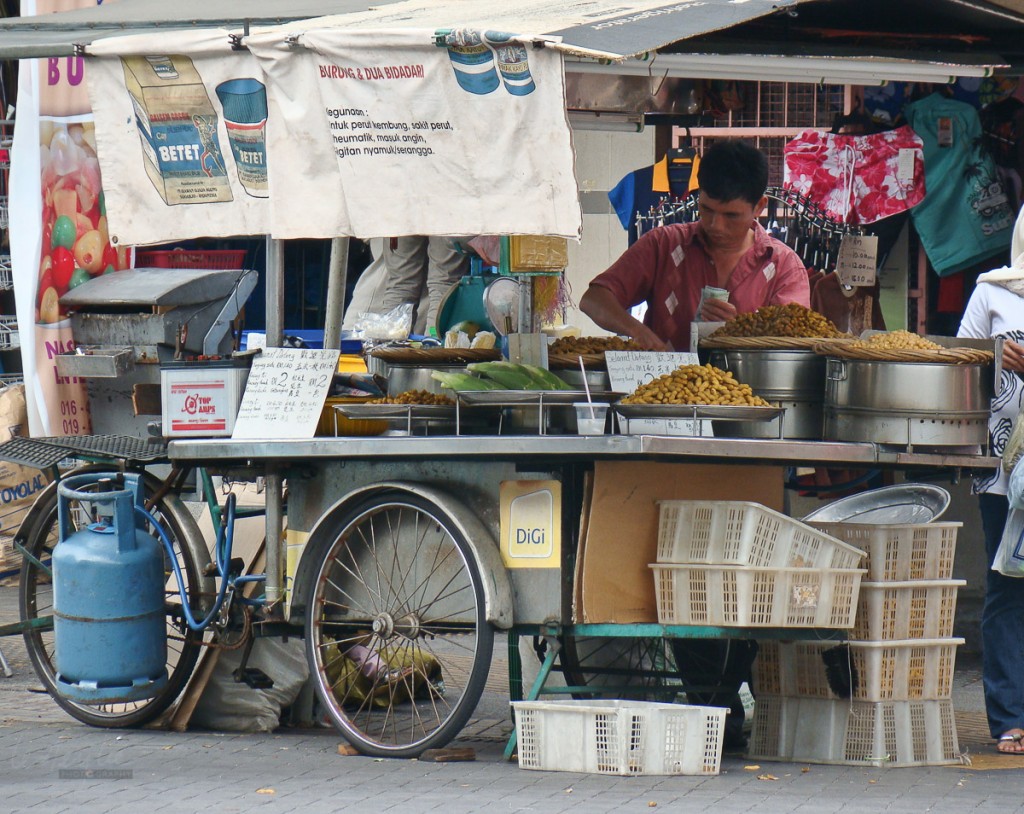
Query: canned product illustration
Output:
[[122, 55, 232, 205], [445, 30, 500, 95], [144, 55, 179, 81], [215, 78, 269, 198], [486, 32, 536, 96]]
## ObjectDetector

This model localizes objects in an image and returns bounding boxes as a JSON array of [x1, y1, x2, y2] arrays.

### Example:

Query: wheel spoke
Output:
[[308, 494, 492, 757]]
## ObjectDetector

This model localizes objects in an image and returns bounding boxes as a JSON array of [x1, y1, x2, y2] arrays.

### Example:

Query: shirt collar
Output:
[[686, 220, 776, 259]]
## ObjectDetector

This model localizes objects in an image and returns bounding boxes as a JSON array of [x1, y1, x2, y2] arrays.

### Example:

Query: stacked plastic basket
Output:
[[749, 520, 965, 767], [649, 501, 867, 628]]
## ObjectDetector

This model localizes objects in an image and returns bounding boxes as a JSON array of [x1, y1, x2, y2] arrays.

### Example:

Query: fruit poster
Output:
[[10, 0, 113, 436]]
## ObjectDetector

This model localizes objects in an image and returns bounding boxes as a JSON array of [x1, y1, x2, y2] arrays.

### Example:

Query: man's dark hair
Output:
[[696, 139, 768, 205]]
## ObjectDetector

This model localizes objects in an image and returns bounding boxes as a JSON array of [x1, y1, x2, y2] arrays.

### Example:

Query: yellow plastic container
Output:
[[316, 396, 387, 437], [337, 354, 368, 374]]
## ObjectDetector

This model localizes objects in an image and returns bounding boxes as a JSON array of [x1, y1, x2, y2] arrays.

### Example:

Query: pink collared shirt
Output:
[[589, 221, 810, 351]]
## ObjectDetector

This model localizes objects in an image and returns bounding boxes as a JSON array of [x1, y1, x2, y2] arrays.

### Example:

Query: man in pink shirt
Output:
[[580, 139, 810, 351]]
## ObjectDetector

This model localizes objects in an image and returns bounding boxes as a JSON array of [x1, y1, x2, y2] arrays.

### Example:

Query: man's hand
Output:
[[700, 297, 738, 323], [1003, 338, 1024, 373], [630, 325, 672, 351], [580, 285, 671, 350]]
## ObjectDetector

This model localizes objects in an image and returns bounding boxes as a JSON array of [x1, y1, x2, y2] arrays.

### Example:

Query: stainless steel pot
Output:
[[823, 357, 992, 446], [555, 369, 611, 391], [708, 349, 825, 439], [708, 349, 825, 399], [384, 363, 465, 396]]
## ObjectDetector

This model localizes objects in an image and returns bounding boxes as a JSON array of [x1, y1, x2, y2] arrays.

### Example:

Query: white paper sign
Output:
[[836, 234, 879, 287], [232, 347, 339, 439]]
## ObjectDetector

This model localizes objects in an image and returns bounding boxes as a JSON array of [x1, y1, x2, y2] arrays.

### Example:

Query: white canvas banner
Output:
[[87, 27, 580, 242], [243, 27, 581, 239], [86, 31, 271, 246]]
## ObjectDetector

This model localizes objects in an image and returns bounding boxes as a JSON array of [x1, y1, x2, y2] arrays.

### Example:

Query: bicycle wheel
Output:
[[560, 636, 681, 702], [306, 490, 493, 758], [19, 467, 210, 728]]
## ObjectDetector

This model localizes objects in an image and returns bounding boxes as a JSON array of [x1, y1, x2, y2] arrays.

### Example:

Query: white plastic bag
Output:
[[191, 637, 309, 732], [995, 456, 1024, 577], [352, 302, 414, 341]]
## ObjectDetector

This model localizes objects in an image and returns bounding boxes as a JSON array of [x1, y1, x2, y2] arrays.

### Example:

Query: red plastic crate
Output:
[[135, 248, 247, 270]]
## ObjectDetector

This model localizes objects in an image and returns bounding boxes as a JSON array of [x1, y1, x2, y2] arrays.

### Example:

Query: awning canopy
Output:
[[0, 0, 804, 60]]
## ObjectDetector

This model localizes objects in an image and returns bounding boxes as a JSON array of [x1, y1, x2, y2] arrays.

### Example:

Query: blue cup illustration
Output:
[[445, 30, 500, 95], [486, 32, 536, 96], [215, 78, 269, 198]]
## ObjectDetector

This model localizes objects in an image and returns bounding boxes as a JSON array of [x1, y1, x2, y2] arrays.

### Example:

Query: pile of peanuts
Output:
[[849, 330, 942, 351], [549, 335, 640, 354], [620, 364, 771, 406], [371, 390, 455, 405], [710, 303, 844, 338]]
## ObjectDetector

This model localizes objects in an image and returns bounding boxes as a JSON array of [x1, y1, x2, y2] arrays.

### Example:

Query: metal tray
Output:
[[802, 483, 951, 524], [456, 390, 622, 405], [613, 404, 785, 421], [335, 404, 456, 420]]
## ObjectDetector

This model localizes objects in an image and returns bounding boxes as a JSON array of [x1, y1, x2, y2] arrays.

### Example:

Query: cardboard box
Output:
[[576, 461, 784, 623], [160, 358, 249, 437]]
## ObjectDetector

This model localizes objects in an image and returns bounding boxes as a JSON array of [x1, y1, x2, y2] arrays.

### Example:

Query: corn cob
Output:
[[515, 363, 574, 390], [467, 361, 539, 389], [430, 371, 506, 391]]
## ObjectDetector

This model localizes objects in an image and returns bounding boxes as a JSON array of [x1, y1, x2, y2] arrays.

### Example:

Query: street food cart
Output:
[[0, 0, 1011, 768]]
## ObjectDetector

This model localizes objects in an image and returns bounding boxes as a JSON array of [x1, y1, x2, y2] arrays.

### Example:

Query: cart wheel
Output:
[[306, 490, 494, 758], [19, 467, 210, 728], [560, 636, 681, 702]]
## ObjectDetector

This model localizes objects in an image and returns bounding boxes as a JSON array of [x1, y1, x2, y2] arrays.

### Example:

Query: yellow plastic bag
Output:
[[322, 638, 443, 709]]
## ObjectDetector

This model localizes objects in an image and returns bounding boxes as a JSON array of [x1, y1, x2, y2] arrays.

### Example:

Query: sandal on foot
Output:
[[997, 730, 1024, 754]]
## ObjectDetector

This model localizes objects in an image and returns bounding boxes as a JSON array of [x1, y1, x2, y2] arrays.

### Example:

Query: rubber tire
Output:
[[305, 490, 493, 758], [19, 467, 208, 728]]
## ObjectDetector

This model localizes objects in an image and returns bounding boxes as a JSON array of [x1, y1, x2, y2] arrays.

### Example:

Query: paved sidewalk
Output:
[[2, 581, 1022, 814]]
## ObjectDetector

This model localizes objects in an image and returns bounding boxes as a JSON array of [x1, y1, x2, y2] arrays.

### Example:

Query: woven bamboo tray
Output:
[[548, 352, 606, 369], [368, 347, 502, 364], [812, 340, 994, 365], [699, 335, 848, 350]]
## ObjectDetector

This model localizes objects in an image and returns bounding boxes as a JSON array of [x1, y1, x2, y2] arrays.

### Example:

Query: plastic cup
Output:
[[574, 402, 608, 435]]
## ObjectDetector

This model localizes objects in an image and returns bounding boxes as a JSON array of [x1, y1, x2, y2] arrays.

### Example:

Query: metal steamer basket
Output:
[[822, 357, 992, 449], [707, 349, 825, 439]]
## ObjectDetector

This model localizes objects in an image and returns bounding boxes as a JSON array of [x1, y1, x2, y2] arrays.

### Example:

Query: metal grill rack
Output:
[[0, 434, 168, 471], [0, 315, 17, 350]]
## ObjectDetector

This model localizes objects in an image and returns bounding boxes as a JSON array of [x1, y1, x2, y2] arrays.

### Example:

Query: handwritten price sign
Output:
[[232, 347, 340, 439], [836, 234, 879, 287]]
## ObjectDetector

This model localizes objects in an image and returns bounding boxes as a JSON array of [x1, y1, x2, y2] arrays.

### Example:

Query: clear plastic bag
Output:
[[352, 302, 414, 341]]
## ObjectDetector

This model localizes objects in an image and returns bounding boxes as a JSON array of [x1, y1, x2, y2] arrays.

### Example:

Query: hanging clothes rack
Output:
[[634, 186, 863, 275]]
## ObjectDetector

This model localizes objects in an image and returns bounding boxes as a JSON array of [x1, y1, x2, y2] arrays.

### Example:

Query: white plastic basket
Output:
[[650, 563, 864, 628], [852, 579, 964, 640], [657, 500, 866, 568], [511, 699, 727, 776], [806, 521, 960, 581], [754, 638, 963, 701], [748, 695, 961, 767]]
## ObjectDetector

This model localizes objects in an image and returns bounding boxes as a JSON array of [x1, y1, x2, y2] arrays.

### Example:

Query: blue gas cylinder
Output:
[[52, 473, 168, 704]]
